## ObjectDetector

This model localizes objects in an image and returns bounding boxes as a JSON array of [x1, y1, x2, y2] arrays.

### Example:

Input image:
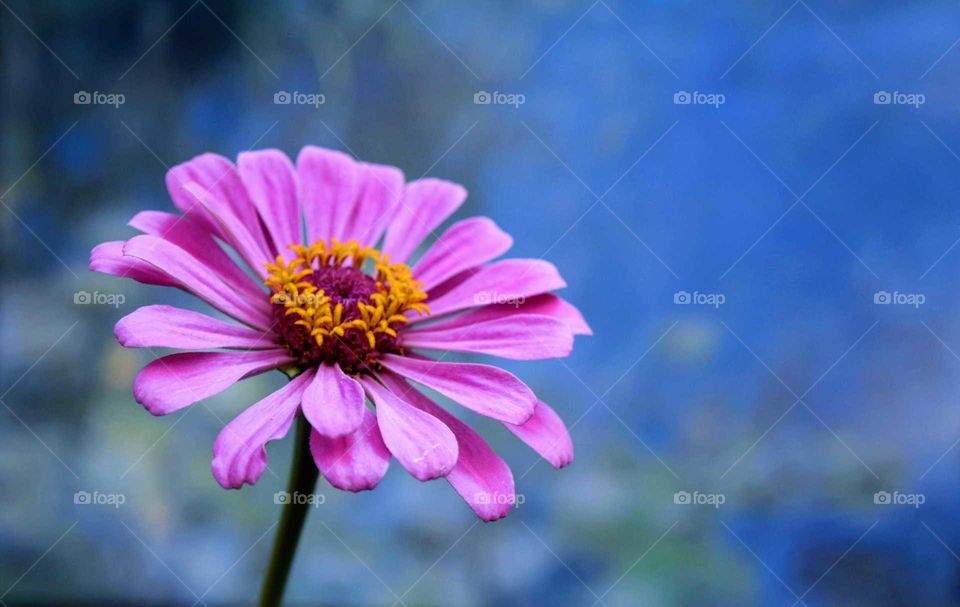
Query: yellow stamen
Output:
[[264, 239, 430, 351]]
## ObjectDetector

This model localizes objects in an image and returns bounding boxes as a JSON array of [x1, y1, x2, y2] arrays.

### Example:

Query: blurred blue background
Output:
[[2, 0, 960, 605]]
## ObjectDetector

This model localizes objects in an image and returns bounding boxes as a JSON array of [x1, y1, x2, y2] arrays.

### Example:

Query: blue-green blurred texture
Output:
[[3, 1, 960, 605]]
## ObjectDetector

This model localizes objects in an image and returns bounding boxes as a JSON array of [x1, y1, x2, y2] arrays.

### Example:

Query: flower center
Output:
[[264, 239, 430, 373]]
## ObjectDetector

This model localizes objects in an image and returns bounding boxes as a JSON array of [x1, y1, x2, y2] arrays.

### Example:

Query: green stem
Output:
[[258, 413, 318, 607]]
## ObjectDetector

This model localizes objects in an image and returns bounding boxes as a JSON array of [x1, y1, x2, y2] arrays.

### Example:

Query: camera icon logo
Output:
[[274, 491, 291, 504], [474, 91, 492, 105], [74, 491, 92, 504], [74, 91, 92, 104], [873, 491, 891, 505], [873, 91, 892, 105], [673, 491, 691, 505], [274, 91, 291, 104], [674, 290, 691, 304], [673, 91, 692, 105], [74, 290, 92, 304], [873, 291, 891, 304]]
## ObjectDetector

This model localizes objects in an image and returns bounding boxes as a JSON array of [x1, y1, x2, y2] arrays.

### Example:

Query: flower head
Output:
[[264, 239, 427, 372], [92, 147, 590, 521]]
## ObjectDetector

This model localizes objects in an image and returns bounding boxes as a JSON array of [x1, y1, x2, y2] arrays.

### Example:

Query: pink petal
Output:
[[133, 350, 292, 416], [115, 305, 278, 350], [297, 146, 361, 245], [419, 267, 475, 302], [128, 211, 264, 301], [409, 293, 590, 336], [402, 313, 573, 360], [382, 178, 467, 263], [122, 234, 272, 329], [237, 150, 302, 254], [515, 294, 592, 335], [301, 364, 365, 438], [165, 153, 257, 243], [310, 408, 391, 492], [90, 241, 179, 287], [505, 400, 574, 469], [380, 354, 536, 424], [418, 259, 566, 321], [211, 371, 313, 489], [380, 372, 515, 521], [412, 217, 513, 290], [182, 182, 273, 279], [342, 162, 404, 245], [359, 376, 458, 481]]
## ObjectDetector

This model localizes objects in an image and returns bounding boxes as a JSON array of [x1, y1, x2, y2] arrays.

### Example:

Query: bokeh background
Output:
[[3, 0, 960, 605]]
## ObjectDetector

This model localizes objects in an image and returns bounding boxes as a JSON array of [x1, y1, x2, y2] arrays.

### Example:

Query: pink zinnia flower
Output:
[[91, 147, 589, 521]]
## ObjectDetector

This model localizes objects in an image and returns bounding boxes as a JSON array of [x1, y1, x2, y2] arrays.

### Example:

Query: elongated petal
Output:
[[403, 313, 573, 360], [212, 371, 313, 489], [301, 364, 365, 438], [310, 408, 390, 492], [513, 294, 591, 335], [381, 354, 536, 424], [182, 182, 274, 279], [115, 305, 278, 350], [413, 293, 591, 336], [165, 153, 256, 242], [122, 235, 272, 329], [297, 146, 360, 245], [133, 350, 292, 415], [380, 372, 514, 521], [359, 376, 458, 481], [382, 178, 467, 263], [128, 211, 264, 301], [505, 400, 573, 469], [342, 162, 404, 245], [184, 182, 275, 278], [413, 217, 512, 289], [90, 241, 179, 287], [418, 259, 565, 321], [237, 150, 302, 254]]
